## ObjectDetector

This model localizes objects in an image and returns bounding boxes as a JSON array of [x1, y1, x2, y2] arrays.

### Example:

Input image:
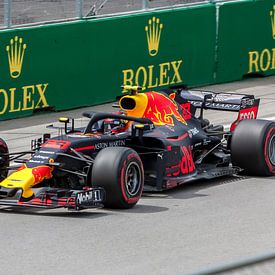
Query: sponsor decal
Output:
[[238, 106, 258, 120], [248, 5, 275, 73], [39, 150, 56, 155], [32, 155, 50, 160], [189, 100, 240, 111], [30, 153, 53, 164], [208, 102, 239, 110], [214, 94, 230, 102], [31, 166, 53, 183], [144, 92, 187, 126], [145, 17, 163, 57], [248, 48, 275, 73], [180, 145, 195, 174], [0, 36, 49, 116], [122, 60, 183, 89], [230, 98, 259, 131], [29, 159, 44, 164], [6, 36, 26, 79], [188, 127, 199, 138], [166, 145, 195, 176], [95, 140, 126, 150], [76, 189, 102, 205], [241, 98, 255, 108], [122, 17, 183, 89]]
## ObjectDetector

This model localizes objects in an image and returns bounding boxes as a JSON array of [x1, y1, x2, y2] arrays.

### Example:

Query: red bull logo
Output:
[[143, 92, 187, 126], [119, 90, 187, 126], [32, 166, 53, 184]]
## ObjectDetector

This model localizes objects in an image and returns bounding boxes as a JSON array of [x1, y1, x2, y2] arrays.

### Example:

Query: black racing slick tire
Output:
[[92, 147, 144, 209], [231, 119, 275, 176], [0, 138, 9, 181]]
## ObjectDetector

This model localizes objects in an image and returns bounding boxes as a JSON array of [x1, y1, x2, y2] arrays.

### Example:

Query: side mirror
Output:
[[59, 117, 70, 123], [58, 117, 74, 134]]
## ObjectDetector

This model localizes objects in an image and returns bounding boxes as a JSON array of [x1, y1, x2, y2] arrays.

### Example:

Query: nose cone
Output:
[[0, 166, 53, 199]]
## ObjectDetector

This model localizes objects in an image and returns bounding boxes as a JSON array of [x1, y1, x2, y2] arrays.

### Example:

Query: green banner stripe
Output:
[[0, 4, 216, 120]]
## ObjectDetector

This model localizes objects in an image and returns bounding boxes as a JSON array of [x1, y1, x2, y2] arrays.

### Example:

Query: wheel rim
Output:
[[125, 162, 141, 197], [269, 135, 275, 166]]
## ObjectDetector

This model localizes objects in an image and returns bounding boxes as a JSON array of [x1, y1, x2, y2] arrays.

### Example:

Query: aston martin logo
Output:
[[145, 16, 163, 56], [6, 36, 27, 78]]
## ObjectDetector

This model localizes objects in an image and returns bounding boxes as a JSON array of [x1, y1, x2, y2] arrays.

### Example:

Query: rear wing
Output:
[[178, 89, 259, 112], [171, 88, 260, 131]]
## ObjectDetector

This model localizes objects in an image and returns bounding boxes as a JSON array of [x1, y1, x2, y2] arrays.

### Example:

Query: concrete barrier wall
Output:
[[1, 0, 274, 120], [0, 4, 216, 120], [216, 0, 275, 83]]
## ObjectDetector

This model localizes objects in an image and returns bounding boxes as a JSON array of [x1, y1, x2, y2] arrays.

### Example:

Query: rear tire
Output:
[[231, 119, 275, 176], [0, 138, 9, 181], [92, 147, 144, 209]]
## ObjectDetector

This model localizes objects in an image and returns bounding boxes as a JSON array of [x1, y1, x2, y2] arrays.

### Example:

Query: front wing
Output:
[[0, 187, 105, 211]]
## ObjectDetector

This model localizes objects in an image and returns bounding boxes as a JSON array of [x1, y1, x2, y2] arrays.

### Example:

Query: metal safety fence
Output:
[[1, 0, 232, 28]]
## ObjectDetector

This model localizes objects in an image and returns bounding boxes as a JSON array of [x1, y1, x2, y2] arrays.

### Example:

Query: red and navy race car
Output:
[[0, 85, 274, 210]]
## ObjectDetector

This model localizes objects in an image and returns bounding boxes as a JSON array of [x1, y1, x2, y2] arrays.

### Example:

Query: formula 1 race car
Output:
[[0, 85, 274, 210]]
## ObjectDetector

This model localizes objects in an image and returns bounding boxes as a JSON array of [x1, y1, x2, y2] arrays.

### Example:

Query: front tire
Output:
[[0, 138, 9, 181], [231, 119, 275, 176], [92, 147, 144, 209]]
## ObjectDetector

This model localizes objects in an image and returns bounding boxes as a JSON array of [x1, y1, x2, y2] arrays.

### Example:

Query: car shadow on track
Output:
[[142, 175, 250, 200], [105, 204, 169, 214], [0, 207, 110, 219], [0, 204, 169, 216]]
